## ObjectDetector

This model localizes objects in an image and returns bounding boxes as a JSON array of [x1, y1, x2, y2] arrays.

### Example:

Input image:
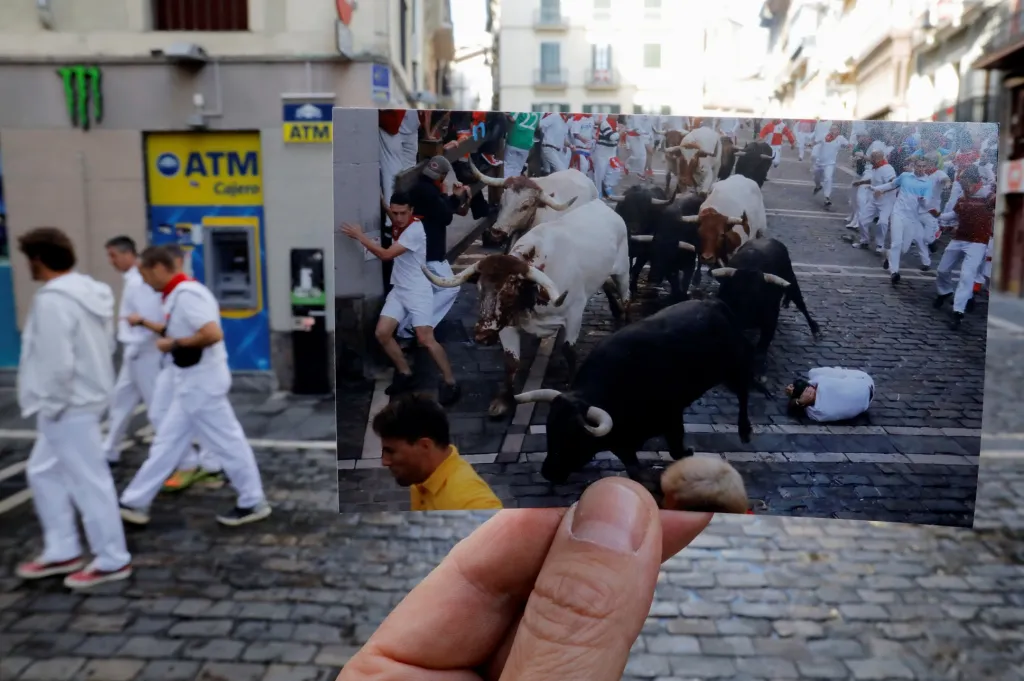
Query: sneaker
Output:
[[875, 246, 885, 254], [852, 241, 869, 249], [438, 381, 462, 407], [919, 265, 930, 272], [824, 198, 832, 208], [162, 468, 201, 493], [119, 503, 150, 526], [216, 501, 272, 527], [933, 292, 952, 309], [64, 564, 133, 590], [891, 272, 901, 286], [385, 372, 416, 396], [812, 185, 822, 194], [950, 311, 964, 330], [928, 242, 938, 253], [195, 469, 227, 489], [16, 556, 85, 580], [882, 258, 889, 270]]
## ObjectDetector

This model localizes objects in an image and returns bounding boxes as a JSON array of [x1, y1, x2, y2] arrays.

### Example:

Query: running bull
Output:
[[710, 237, 820, 381], [423, 198, 630, 419], [514, 298, 769, 484], [732, 140, 775, 187], [469, 161, 598, 252], [681, 173, 768, 268], [663, 126, 723, 197]]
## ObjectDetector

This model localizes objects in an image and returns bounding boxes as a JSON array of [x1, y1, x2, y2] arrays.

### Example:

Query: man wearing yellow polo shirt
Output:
[[371, 394, 503, 511]]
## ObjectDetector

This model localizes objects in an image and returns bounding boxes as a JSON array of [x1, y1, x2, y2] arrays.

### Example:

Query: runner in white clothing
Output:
[[811, 123, 850, 209], [341, 191, 461, 403], [14, 227, 133, 590], [785, 367, 875, 423], [102, 236, 165, 466], [119, 246, 271, 528], [537, 113, 570, 173]]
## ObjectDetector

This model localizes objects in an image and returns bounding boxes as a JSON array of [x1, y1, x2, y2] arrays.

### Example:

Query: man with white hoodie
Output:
[[15, 227, 133, 590], [119, 245, 270, 527]]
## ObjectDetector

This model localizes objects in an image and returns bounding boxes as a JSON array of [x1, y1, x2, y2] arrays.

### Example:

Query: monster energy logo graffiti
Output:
[[57, 66, 103, 130]]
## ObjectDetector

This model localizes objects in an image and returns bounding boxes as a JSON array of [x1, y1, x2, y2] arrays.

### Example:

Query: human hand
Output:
[[444, 140, 460, 150], [156, 337, 175, 353], [340, 223, 363, 240], [126, 312, 143, 327], [338, 477, 712, 681], [873, 191, 883, 199]]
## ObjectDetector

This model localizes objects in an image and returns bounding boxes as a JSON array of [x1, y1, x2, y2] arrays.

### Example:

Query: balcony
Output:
[[533, 8, 570, 30], [974, 9, 1024, 70], [534, 68, 568, 89], [930, 94, 1003, 123], [584, 67, 620, 90]]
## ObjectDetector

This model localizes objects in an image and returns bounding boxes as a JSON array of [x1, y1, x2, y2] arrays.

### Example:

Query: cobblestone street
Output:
[[339, 143, 989, 527]]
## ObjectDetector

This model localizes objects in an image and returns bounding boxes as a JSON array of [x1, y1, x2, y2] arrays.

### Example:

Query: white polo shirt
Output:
[[163, 280, 231, 394], [118, 266, 165, 356]]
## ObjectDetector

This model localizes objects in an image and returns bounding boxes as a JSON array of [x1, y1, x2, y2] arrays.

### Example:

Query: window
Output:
[[592, 44, 612, 71], [540, 42, 561, 80], [532, 103, 571, 113], [660, 105, 672, 115], [633, 104, 667, 114], [643, 44, 661, 68], [645, 0, 661, 6], [152, 0, 249, 31], [583, 104, 621, 114], [540, 0, 561, 21], [593, 0, 611, 7]]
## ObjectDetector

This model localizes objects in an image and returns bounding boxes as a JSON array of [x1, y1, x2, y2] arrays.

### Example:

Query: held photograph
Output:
[[334, 107, 998, 528]]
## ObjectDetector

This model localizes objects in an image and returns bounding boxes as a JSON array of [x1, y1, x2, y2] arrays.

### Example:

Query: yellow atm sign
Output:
[[282, 102, 333, 144], [146, 132, 263, 206]]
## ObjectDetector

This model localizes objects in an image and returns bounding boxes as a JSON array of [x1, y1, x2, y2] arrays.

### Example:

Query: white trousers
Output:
[[813, 163, 836, 197], [28, 410, 131, 572], [771, 144, 782, 168], [943, 180, 964, 214], [398, 260, 460, 338], [796, 132, 809, 160], [504, 146, 529, 179], [920, 212, 941, 246], [121, 382, 265, 510], [627, 135, 648, 174], [148, 365, 222, 473], [103, 346, 162, 462], [541, 146, 569, 173], [380, 129, 405, 227], [593, 145, 618, 196], [888, 211, 931, 274], [936, 240, 987, 313]]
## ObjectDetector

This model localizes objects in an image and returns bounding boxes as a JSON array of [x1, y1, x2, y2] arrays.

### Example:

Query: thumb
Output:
[[499, 477, 662, 681]]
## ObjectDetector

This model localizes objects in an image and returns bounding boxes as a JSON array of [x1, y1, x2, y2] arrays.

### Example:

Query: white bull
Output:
[[470, 161, 599, 250], [679, 173, 768, 266], [423, 198, 631, 418], [664, 126, 723, 196]]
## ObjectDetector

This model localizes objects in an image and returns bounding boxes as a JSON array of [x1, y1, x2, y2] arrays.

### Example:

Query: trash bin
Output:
[[290, 248, 331, 395]]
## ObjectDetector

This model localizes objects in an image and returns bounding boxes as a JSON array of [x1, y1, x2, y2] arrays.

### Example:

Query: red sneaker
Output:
[[16, 557, 85, 580], [63, 563, 133, 590]]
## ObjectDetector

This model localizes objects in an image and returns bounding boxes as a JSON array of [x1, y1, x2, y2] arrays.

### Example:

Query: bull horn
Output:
[[422, 261, 478, 287], [710, 267, 738, 278], [468, 157, 505, 187], [679, 215, 700, 223], [726, 215, 746, 226], [734, 151, 747, 156], [607, 193, 626, 202], [539, 192, 578, 211], [514, 389, 562, 404], [584, 406, 613, 437], [677, 241, 696, 253], [525, 264, 564, 306], [759, 154, 774, 160], [650, 197, 672, 206], [631, 235, 654, 243], [763, 273, 791, 288], [664, 145, 683, 153]]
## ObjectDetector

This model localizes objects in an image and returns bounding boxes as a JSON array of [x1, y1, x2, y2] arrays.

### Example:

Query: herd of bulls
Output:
[[421, 137, 821, 494]]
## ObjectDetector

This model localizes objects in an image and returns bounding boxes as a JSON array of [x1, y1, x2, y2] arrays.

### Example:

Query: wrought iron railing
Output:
[[534, 68, 568, 87]]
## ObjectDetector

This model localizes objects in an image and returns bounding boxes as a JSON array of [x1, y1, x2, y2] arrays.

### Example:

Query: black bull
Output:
[[609, 185, 704, 300], [733, 141, 775, 187], [513, 298, 772, 485], [709, 237, 821, 378]]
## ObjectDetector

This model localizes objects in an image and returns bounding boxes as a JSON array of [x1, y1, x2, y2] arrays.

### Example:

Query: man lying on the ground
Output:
[[785, 367, 875, 423]]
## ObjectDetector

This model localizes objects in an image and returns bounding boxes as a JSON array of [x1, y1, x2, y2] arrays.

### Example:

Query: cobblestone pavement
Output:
[[338, 143, 992, 527], [1, 331, 1023, 680]]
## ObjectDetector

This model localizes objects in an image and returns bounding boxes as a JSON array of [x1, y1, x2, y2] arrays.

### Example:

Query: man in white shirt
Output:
[[812, 123, 851, 209], [102, 236, 165, 466], [919, 152, 952, 252], [568, 113, 597, 181], [341, 191, 461, 405], [126, 243, 225, 494], [862, 149, 898, 254], [785, 367, 875, 423], [537, 112, 570, 174], [628, 114, 655, 177], [14, 227, 133, 590], [119, 246, 271, 528], [398, 109, 420, 169]]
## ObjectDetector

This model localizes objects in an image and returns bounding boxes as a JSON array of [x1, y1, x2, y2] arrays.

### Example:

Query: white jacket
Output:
[[18, 271, 117, 419]]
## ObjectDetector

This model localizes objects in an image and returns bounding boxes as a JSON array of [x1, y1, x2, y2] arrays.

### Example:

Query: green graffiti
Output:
[[57, 65, 103, 130]]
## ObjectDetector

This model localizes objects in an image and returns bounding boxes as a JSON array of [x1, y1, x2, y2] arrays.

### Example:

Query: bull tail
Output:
[[781, 265, 820, 337]]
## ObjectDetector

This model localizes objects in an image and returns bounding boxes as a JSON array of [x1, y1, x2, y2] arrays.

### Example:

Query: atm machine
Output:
[[203, 225, 259, 310]]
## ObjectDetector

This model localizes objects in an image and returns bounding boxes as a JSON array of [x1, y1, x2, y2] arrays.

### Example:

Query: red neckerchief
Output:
[[395, 217, 421, 239], [162, 272, 192, 301], [825, 133, 837, 143], [874, 159, 888, 167], [607, 117, 618, 131]]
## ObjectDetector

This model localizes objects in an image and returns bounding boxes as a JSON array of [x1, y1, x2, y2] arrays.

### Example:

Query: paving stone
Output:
[[241, 642, 319, 664], [644, 635, 700, 655], [138, 660, 201, 681], [74, 634, 129, 657], [292, 623, 343, 644], [196, 662, 266, 681], [76, 659, 146, 681], [261, 665, 334, 681], [182, 638, 247, 661], [0, 656, 32, 679], [116, 636, 185, 658], [734, 656, 799, 678], [846, 658, 917, 679], [168, 619, 235, 638], [796, 658, 851, 679], [667, 655, 738, 678], [18, 657, 86, 681], [69, 614, 131, 634], [313, 645, 360, 667]]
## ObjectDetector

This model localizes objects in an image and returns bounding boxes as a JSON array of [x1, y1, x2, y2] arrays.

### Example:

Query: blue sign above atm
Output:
[[282, 102, 334, 144]]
